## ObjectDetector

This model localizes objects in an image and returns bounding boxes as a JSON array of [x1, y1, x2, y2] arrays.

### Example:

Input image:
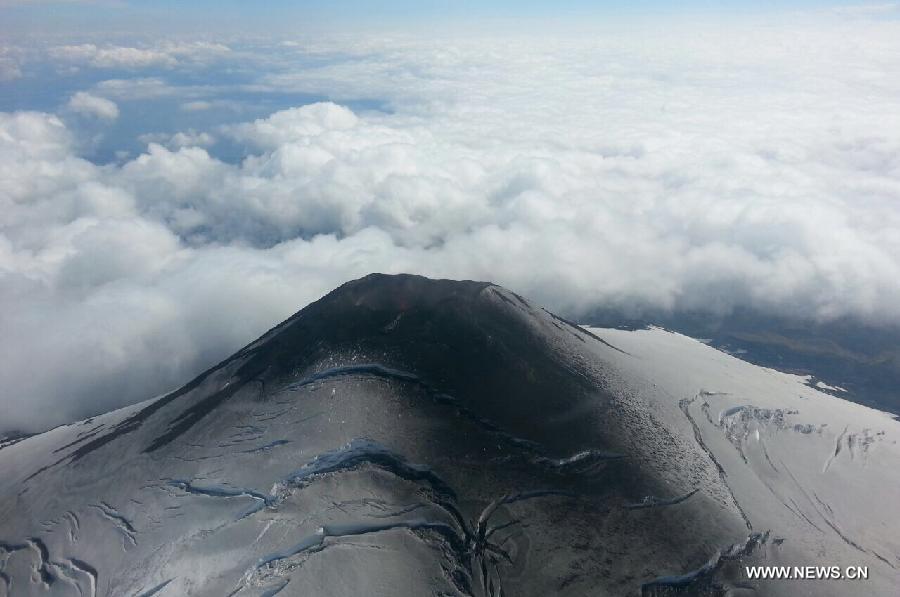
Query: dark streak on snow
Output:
[[241, 440, 291, 454], [232, 438, 580, 597], [89, 503, 137, 547], [679, 393, 753, 530], [625, 489, 699, 510], [144, 381, 247, 453], [542, 310, 631, 356], [276, 439, 468, 535], [26, 537, 55, 587], [259, 578, 290, 597], [52, 425, 106, 454], [287, 364, 422, 390], [66, 558, 98, 597], [641, 532, 769, 596], [167, 480, 271, 520], [257, 519, 467, 570], [135, 577, 175, 597]]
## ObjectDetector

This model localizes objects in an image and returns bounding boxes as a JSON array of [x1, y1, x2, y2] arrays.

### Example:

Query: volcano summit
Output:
[[0, 274, 897, 596]]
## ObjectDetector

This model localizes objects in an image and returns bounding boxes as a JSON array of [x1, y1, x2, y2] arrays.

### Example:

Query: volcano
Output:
[[1, 274, 897, 596]]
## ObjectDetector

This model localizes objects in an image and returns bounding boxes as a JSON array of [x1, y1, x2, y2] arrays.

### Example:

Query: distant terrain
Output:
[[588, 308, 900, 416]]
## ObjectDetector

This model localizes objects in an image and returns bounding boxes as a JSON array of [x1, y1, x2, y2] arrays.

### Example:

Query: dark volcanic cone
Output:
[[1, 274, 873, 596]]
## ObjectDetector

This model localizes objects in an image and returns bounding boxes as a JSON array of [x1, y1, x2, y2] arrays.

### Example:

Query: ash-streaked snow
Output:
[[0, 275, 896, 596]]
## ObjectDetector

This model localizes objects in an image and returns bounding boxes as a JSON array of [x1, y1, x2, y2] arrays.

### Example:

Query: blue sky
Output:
[[3, 0, 890, 35]]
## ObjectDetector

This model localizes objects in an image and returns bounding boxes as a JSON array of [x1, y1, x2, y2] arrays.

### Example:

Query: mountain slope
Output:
[[1, 274, 897, 596]]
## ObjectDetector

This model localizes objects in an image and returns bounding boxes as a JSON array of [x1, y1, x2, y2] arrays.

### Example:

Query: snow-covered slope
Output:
[[583, 326, 900, 596], [1, 274, 897, 596]]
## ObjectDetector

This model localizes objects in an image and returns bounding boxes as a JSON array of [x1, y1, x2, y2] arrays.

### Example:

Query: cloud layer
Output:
[[67, 91, 119, 120], [3, 22, 900, 432], [47, 41, 230, 69]]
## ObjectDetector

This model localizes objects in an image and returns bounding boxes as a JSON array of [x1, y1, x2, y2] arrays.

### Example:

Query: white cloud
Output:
[[49, 44, 177, 69], [0, 47, 21, 81], [831, 2, 900, 17], [0, 61, 20, 81], [179, 99, 244, 112], [67, 91, 119, 120], [161, 41, 231, 58], [139, 130, 216, 149], [181, 100, 213, 111], [224, 103, 360, 148], [3, 23, 900, 432], [46, 41, 230, 70], [93, 77, 211, 101]]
